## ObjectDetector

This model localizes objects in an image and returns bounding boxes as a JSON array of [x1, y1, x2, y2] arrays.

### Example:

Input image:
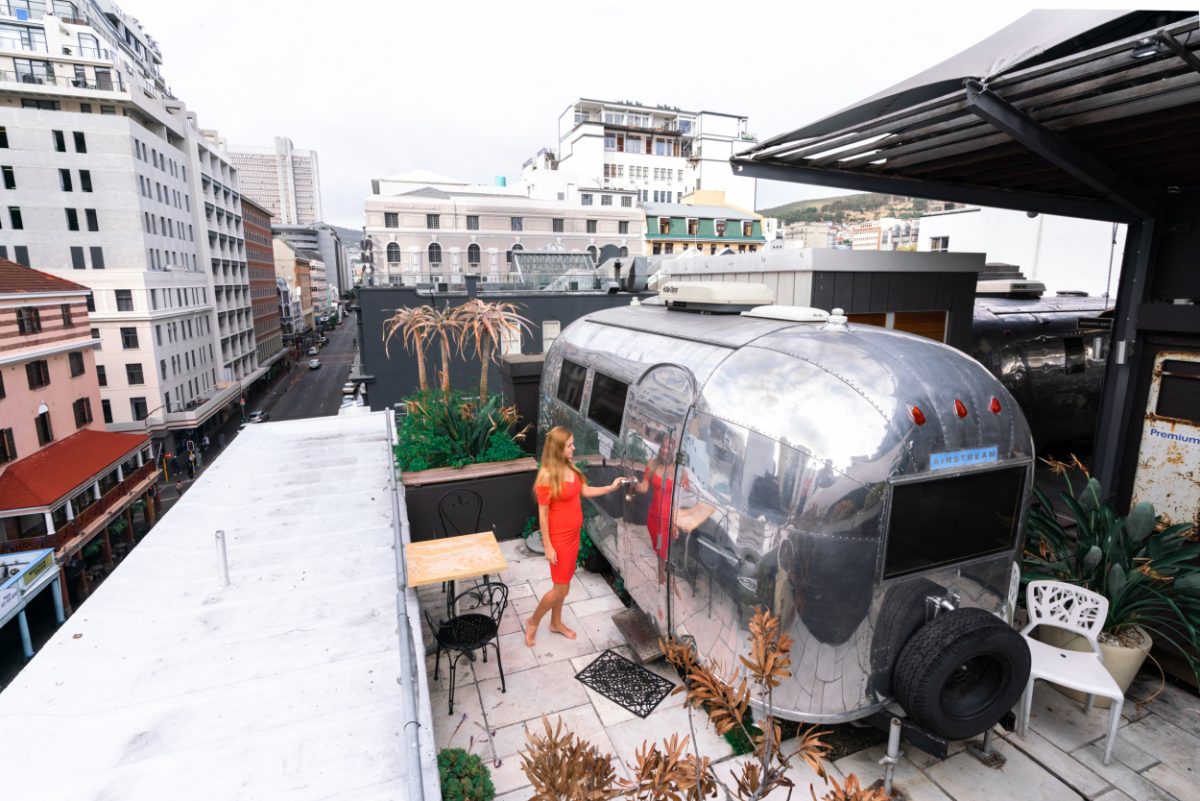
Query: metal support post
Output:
[[17, 609, 33, 659], [215, 530, 230, 588], [967, 726, 1006, 768], [880, 716, 902, 795], [51, 577, 65, 624]]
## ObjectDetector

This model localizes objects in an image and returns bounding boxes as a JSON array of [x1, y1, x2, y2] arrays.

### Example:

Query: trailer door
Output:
[[619, 364, 695, 633]]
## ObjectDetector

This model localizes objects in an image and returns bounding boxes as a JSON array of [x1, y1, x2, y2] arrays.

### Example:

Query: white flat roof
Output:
[[0, 412, 435, 800]]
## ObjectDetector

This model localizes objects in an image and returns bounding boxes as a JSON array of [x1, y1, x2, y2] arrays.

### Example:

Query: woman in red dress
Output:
[[526, 426, 625, 647], [635, 435, 676, 585]]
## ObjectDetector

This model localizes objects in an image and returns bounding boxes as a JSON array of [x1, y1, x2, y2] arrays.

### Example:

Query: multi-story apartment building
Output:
[[0, 261, 157, 614], [364, 172, 644, 285], [782, 222, 836, 249], [849, 217, 920, 251], [242, 197, 283, 368], [643, 191, 766, 256], [522, 99, 759, 211], [0, 2, 260, 454], [273, 239, 313, 338], [273, 222, 348, 302], [227, 136, 323, 226]]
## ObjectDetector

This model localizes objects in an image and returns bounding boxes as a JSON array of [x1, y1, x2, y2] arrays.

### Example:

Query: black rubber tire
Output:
[[893, 607, 1030, 740], [869, 578, 946, 696]]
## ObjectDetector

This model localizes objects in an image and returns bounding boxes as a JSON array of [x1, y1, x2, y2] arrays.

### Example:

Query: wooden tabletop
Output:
[[405, 531, 508, 588]]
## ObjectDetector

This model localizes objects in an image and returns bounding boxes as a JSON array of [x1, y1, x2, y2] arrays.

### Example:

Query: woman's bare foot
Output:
[[548, 623, 577, 640], [524, 617, 537, 647]]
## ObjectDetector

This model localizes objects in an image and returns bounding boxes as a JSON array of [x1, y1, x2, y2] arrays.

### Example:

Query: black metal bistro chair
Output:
[[425, 581, 509, 715], [437, 488, 494, 591]]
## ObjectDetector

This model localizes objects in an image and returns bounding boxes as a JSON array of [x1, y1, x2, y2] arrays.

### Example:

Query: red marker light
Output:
[[954, 399, 968, 418], [910, 406, 926, 425], [990, 397, 1002, 414]]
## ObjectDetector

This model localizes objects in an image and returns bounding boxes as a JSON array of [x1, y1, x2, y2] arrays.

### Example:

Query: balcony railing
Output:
[[0, 69, 124, 92], [0, 462, 156, 556]]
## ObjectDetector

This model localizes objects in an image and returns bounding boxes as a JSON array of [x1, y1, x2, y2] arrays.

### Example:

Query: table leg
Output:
[[445, 579, 456, 620]]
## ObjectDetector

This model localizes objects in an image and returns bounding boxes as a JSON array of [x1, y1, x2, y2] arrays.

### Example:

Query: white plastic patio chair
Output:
[[1017, 580, 1124, 764]]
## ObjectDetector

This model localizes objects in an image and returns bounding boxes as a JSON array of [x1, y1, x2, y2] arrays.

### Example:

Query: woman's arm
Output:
[[581, 476, 626, 499], [539, 503, 556, 565]]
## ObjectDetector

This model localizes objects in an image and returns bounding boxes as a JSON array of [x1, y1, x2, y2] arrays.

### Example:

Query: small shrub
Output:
[[438, 747, 495, 801]]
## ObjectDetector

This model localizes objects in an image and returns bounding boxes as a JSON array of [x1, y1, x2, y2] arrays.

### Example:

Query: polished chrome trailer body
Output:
[[540, 300, 1034, 724]]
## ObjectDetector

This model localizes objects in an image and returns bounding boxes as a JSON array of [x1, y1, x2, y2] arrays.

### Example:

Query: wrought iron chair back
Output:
[[425, 580, 509, 715], [437, 488, 483, 538]]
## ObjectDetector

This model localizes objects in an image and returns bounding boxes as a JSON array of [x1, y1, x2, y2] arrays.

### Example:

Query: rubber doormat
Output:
[[574, 649, 675, 718]]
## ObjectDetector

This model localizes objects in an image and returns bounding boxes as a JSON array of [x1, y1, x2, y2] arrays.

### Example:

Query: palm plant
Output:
[[426, 303, 464, 395], [1023, 456, 1200, 684], [457, 299, 532, 403], [383, 305, 433, 391]]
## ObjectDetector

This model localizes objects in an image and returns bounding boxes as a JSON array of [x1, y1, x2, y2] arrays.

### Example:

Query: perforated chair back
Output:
[[1022, 580, 1108, 651], [438, 488, 483, 538]]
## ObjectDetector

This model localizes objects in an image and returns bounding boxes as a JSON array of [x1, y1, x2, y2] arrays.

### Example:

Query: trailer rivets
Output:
[[990, 397, 1002, 414], [910, 406, 926, 425], [955, 399, 968, 418]]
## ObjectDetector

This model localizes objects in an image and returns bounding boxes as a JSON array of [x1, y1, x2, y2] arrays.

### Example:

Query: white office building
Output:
[[227, 136, 323, 226], [0, 0, 254, 447], [522, 98, 759, 212], [364, 171, 643, 285]]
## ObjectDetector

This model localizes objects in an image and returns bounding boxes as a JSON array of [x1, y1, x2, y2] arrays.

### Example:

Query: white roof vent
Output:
[[823, 307, 849, 331], [741, 305, 830, 323], [660, 281, 775, 314]]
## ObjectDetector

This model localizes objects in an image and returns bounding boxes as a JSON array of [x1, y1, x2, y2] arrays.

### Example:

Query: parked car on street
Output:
[[341, 382, 356, 396], [248, 410, 269, 423], [307, 346, 320, 356], [308, 358, 321, 369]]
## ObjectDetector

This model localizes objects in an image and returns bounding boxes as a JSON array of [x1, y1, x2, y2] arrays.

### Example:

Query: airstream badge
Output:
[[930, 446, 998, 470]]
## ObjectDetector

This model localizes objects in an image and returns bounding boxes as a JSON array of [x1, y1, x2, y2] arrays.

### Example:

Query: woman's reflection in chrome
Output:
[[633, 432, 680, 586]]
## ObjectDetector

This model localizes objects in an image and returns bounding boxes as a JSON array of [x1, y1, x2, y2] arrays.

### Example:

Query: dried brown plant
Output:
[[519, 608, 884, 801]]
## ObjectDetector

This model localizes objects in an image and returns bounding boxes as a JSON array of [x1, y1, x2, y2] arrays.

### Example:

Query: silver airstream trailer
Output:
[[539, 282, 1033, 740]]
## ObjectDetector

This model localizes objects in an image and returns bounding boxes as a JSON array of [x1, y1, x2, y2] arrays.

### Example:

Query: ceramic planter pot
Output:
[[1038, 624, 1152, 707]]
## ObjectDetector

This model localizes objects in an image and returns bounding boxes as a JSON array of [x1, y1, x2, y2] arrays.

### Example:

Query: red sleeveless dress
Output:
[[645, 467, 673, 561], [535, 476, 582, 584]]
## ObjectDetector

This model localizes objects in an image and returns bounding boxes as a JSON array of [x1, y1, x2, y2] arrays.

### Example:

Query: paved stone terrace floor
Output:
[[418, 539, 1200, 801]]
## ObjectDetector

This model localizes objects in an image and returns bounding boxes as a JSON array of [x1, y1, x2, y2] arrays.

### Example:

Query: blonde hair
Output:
[[535, 426, 586, 501]]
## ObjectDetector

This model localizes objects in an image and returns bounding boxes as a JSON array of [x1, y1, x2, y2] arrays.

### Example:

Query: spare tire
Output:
[[893, 607, 1030, 740]]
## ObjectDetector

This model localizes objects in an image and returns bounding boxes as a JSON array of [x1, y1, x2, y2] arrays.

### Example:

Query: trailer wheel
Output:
[[893, 607, 1030, 740]]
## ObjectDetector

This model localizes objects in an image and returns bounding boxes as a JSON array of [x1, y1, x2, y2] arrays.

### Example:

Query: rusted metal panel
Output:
[[1132, 352, 1200, 533]]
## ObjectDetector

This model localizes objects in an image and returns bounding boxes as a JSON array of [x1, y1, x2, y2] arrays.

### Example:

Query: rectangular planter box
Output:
[[402, 457, 538, 542]]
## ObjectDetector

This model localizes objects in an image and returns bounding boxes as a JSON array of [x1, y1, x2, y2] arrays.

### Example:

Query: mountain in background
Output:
[[759, 192, 928, 225], [330, 225, 362, 247]]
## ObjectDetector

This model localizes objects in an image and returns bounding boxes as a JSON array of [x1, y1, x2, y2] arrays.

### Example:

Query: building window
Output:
[[66, 208, 80, 230], [97, 364, 107, 386], [585, 220, 597, 234], [120, 327, 138, 349], [73, 397, 93, 428], [17, 306, 41, 334], [0, 127, 7, 148], [619, 246, 628, 257], [604, 134, 617, 151], [130, 397, 148, 421], [26, 359, 50, 388], [621, 196, 632, 208], [61, 303, 74, 327], [101, 399, 112, 424], [115, 289, 133, 311], [384, 212, 398, 228], [658, 218, 670, 235], [743, 221, 754, 237], [1, 165, 14, 189], [510, 217, 523, 232], [930, 236, 950, 252], [85, 208, 98, 231], [428, 242, 442, 265], [587, 245, 598, 263], [80, 170, 92, 192], [652, 242, 662, 255], [467, 243, 480, 265], [90, 246, 104, 268], [385, 242, 401, 263], [0, 428, 14, 464], [9, 206, 23, 229], [466, 215, 479, 230], [35, 410, 54, 446], [601, 195, 612, 206], [126, 363, 145, 385], [715, 219, 727, 237], [618, 221, 629, 235], [53, 130, 66, 152], [581, 193, 593, 206], [665, 243, 675, 254], [687, 218, 699, 236], [69, 351, 85, 376], [552, 218, 564, 233], [426, 214, 440, 230], [59, 168, 73, 191], [73, 131, 87, 153], [14, 245, 28, 266]]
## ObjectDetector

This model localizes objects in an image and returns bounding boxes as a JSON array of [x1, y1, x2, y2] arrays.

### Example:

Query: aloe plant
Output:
[[1022, 458, 1200, 685]]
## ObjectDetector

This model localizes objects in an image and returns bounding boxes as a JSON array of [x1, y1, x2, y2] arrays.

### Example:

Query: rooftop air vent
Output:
[[741, 305, 830, 323], [975, 278, 1046, 298], [660, 281, 775, 314]]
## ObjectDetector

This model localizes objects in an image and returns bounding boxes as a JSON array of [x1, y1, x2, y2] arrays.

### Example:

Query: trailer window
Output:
[[557, 359, 587, 410], [884, 466, 1025, 579], [587, 372, 628, 434]]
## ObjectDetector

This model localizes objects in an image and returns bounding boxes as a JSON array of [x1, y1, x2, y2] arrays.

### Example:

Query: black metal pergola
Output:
[[732, 10, 1199, 500]]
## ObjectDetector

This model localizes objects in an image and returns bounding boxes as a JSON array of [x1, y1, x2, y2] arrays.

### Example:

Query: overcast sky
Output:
[[137, 1, 1179, 229]]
